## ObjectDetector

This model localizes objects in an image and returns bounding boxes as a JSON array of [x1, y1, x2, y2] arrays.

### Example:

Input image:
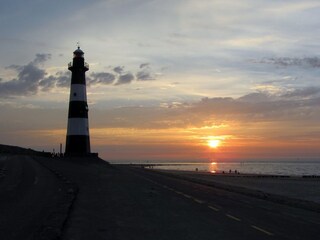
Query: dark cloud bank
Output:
[[89, 89, 320, 130], [254, 57, 320, 68], [0, 54, 156, 98]]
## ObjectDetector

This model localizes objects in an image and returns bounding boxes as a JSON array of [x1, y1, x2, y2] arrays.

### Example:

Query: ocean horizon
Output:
[[112, 160, 320, 176]]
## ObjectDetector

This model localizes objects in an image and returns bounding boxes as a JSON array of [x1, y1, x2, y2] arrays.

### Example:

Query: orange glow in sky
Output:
[[1, 1, 320, 163], [6, 119, 320, 162], [208, 139, 221, 148]]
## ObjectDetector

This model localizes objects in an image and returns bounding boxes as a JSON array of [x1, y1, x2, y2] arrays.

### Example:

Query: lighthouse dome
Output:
[[73, 47, 84, 57]]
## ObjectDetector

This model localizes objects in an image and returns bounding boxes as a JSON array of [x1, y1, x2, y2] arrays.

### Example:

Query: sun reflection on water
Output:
[[209, 162, 218, 173]]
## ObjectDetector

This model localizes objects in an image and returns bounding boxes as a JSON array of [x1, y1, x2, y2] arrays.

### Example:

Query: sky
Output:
[[1, 0, 320, 162]]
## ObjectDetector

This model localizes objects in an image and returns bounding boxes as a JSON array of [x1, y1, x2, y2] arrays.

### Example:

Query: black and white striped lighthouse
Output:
[[65, 46, 91, 156]]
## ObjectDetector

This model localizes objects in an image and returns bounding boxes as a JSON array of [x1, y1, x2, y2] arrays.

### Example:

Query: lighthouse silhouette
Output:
[[65, 46, 91, 156]]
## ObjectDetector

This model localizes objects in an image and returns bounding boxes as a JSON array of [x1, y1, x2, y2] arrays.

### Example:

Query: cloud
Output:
[[115, 73, 135, 85], [281, 87, 320, 99], [238, 92, 272, 102], [185, 89, 320, 124], [136, 70, 155, 81], [193, 95, 283, 117], [0, 54, 159, 98], [112, 64, 157, 84], [39, 75, 56, 91], [0, 55, 70, 97], [113, 66, 124, 74], [0, 60, 46, 97], [55, 71, 70, 88], [140, 63, 149, 68], [89, 88, 320, 130], [90, 64, 157, 85], [256, 57, 320, 68], [33, 53, 52, 65], [89, 72, 115, 85], [136, 62, 156, 81]]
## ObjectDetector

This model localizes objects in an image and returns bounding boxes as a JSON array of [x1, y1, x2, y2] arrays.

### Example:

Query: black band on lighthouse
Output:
[[68, 101, 88, 118], [65, 47, 91, 156]]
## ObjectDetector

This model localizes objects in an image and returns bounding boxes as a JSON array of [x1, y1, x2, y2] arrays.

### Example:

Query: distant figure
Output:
[[195, 168, 198, 171], [222, 171, 225, 174], [229, 169, 232, 174], [235, 170, 238, 174]]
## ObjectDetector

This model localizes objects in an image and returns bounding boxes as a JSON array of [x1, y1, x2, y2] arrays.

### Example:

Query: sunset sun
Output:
[[208, 139, 221, 148]]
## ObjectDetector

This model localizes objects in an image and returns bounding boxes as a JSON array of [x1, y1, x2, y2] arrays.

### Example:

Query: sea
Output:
[[142, 161, 320, 176]]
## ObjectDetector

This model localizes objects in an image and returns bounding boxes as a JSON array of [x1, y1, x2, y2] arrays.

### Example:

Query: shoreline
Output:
[[149, 168, 320, 178], [123, 160, 320, 177], [116, 162, 320, 178]]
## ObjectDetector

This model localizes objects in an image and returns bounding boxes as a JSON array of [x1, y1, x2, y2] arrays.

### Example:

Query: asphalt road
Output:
[[38, 158, 320, 240], [0, 155, 67, 240], [129, 167, 320, 240]]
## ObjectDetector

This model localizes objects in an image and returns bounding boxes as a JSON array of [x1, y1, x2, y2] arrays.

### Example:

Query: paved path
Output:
[[39, 158, 320, 240], [154, 170, 320, 204], [0, 155, 69, 240]]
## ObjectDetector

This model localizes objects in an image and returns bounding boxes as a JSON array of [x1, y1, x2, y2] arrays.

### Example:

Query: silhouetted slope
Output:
[[0, 144, 50, 156]]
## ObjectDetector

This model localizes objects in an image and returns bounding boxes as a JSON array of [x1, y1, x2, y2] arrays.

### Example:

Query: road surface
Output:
[[0, 155, 71, 240], [39, 158, 320, 240]]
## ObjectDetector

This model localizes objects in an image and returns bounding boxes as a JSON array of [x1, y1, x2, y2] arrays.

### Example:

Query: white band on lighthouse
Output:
[[67, 118, 90, 136], [69, 84, 87, 102]]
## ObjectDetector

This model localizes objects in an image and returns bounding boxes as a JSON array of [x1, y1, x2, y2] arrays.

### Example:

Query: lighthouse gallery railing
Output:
[[68, 62, 89, 69]]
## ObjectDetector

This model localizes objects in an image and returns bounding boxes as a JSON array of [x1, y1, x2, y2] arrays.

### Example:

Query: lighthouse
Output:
[[65, 46, 91, 156]]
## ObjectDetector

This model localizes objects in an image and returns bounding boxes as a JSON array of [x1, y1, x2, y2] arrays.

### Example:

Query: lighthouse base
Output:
[[65, 135, 91, 156]]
